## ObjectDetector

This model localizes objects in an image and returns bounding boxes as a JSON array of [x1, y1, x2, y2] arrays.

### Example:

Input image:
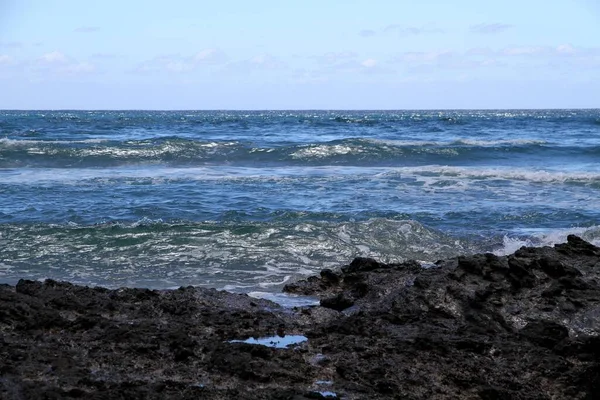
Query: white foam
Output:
[[290, 144, 363, 159], [4, 164, 598, 187], [384, 166, 600, 185], [493, 225, 600, 256], [4, 219, 599, 293]]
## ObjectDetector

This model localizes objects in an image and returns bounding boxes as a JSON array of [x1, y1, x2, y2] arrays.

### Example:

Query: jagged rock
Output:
[[320, 293, 354, 311], [1, 236, 600, 399]]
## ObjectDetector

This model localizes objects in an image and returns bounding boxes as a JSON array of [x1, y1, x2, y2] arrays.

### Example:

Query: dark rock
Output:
[[1, 236, 600, 399], [319, 269, 340, 285], [320, 293, 354, 311], [538, 256, 582, 278], [340, 257, 383, 273], [507, 256, 538, 288], [520, 320, 569, 349]]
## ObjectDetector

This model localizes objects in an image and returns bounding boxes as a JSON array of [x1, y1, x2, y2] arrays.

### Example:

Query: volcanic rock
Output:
[[1, 235, 599, 399]]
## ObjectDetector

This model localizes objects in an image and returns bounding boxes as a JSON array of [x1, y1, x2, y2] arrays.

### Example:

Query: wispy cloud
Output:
[[248, 54, 284, 69], [60, 62, 95, 74], [39, 51, 69, 64], [383, 24, 444, 35], [394, 50, 455, 64], [501, 46, 547, 56], [134, 49, 229, 74], [466, 47, 495, 56], [392, 49, 506, 73], [470, 23, 513, 34], [555, 44, 577, 55], [388, 43, 600, 78], [359, 29, 376, 38], [314, 51, 358, 65], [306, 54, 395, 77], [227, 53, 288, 72], [193, 48, 228, 64], [361, 59, 377, 68], [31, 51, 97, 76], [74, 26, 101, 33], [0, 55, 14, 65], [359, 59, 395, 74]]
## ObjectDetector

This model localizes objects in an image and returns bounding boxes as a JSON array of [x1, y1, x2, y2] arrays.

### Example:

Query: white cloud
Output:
[[361, 59, 377, 68], [247, 53, 287, 69], [39, 51, 68, 64], [193, 48, 228, 64], [29, 52, 98, 76], [165, 61, 193, 73], [556, 44, 577, 55]]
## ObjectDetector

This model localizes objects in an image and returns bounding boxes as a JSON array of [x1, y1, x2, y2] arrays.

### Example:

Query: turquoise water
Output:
[[1, 110, 599, 290]]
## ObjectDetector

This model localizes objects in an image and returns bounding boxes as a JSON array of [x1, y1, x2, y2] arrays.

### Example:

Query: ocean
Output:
[[1, 110, 599, 294]]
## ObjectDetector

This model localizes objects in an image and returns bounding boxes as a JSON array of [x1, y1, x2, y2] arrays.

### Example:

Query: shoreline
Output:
[[2, 235, 599, 399]]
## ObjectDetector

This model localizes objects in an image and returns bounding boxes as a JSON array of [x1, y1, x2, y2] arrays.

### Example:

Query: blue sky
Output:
[[0, 0, 599, 109]]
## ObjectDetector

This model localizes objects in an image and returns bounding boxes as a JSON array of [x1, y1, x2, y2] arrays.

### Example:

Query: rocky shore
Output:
[[1, 235, 599, 399]]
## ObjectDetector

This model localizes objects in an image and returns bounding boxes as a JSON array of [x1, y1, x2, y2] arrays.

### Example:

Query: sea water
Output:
[[1, 110, 599, 291]]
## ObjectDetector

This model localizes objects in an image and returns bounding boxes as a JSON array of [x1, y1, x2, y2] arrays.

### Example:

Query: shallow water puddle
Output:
[[309, 391, 337, 398], [228, 334, 308, 348], [247, 292, 320, 307]]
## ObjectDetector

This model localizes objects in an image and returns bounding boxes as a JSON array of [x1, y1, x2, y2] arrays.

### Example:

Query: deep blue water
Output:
[[1, 110, 599, 292]]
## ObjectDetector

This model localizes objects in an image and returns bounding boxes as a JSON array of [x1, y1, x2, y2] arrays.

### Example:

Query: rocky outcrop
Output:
[[1, 235, 599, 399]]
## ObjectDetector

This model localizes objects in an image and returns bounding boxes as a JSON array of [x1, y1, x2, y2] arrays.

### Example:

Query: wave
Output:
[[1, 136, 590, 168], [2, 218, 599, 291], [2, 164, 600, 190], [381, 166, 600, 185], [451, 138, 547, 146], [493, 225, 600, 256], [0, 219, 468, 290]]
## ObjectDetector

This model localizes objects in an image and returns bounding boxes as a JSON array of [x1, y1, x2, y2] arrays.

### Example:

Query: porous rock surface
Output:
[[1, 235, 599, 399]]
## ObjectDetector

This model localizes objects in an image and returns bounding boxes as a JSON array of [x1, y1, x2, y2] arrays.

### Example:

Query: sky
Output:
[[0, 0, 599, 109]]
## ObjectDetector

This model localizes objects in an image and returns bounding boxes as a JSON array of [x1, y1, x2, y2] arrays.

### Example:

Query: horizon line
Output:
[[1, 107, 599, 112]]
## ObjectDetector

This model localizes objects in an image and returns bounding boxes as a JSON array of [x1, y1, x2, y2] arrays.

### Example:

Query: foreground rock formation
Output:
[[1, 235, 599, 399]]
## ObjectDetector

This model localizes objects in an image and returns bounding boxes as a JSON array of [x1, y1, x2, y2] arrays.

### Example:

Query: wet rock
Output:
[[319, 269, 340, 285], [2, 236, 600, 399], [340, 257, 383, 273]]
